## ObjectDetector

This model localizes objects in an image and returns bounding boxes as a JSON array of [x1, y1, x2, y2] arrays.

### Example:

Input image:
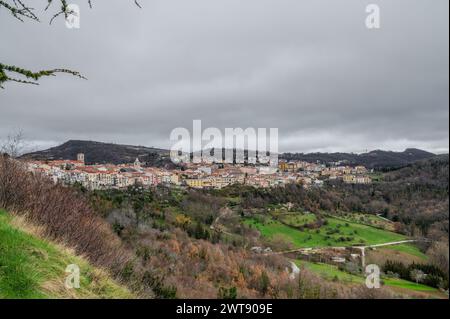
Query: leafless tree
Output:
[[427, 241, 450, 277], [1, 130, 27, 158]]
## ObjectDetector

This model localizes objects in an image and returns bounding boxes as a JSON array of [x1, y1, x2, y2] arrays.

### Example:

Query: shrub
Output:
[[0, 157, 130, 274], [218, 286, 237, 299]]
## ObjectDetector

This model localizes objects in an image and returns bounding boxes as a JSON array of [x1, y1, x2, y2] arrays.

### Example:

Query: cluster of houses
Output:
[[25, 153, 372, 190]]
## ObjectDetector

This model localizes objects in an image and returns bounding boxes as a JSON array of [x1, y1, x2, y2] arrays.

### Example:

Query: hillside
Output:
[[0, 209, 134, 299], [384, 154, 449, 185], [2, 153, 448, 299], [281, 148, 437, 170], [21, 140, 172, 167]]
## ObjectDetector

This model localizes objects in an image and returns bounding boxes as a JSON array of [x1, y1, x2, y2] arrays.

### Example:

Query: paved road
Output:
[[376, 213, 393, 223], [362, 239, 418, 249], [264, 239, 424, 256], [281, 239, 426, 278]]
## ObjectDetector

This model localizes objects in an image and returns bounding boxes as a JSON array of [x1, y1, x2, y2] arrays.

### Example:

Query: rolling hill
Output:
[[281, 148, 437, 170], [21, 140, 172, 167]]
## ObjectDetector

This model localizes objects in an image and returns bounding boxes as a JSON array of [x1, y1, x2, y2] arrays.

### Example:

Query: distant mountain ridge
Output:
[[21, 140, 438, 170], [281, 148, 437, 170], [21, 140, 172, 167]]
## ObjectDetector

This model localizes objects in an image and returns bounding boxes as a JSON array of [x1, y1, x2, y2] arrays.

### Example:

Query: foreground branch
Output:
[[0, 63, 86, 88], [0, 0, 140, 88]]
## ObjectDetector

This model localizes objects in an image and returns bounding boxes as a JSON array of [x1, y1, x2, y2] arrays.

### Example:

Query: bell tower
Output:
[[77, 153, 85, 165]]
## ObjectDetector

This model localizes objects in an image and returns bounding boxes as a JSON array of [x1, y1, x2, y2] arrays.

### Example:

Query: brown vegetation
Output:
[[1, 153, 434, 299], [0, 155, 131, 276], [1, 156, 360, 298]]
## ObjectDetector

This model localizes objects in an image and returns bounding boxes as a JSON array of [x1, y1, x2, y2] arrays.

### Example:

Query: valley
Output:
[[1, 148, 448, 299]]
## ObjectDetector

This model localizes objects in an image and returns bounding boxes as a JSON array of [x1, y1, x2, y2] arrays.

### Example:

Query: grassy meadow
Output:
[[244, 213, 406, 248], [295, 259, 444, 297]]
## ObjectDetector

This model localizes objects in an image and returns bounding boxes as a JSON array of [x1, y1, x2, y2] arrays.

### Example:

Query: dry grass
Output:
[[0, 209, 135, 299], [0, 157, 132, 274]]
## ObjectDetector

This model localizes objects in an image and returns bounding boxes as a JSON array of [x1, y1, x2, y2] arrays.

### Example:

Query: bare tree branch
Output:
[[0, 130, 26, 158]]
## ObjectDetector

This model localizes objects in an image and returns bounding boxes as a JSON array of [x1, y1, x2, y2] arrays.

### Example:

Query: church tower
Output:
[[77, 153, 85, 165]]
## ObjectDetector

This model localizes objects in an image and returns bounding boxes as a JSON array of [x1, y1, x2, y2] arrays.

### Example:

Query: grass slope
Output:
[[0, 210, 134, 299], [383, 243, 428, 261], [295, 260, 442, 295], [295, 260, 364, 284]]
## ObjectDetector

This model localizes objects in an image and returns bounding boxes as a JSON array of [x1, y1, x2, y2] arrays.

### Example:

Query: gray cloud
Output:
[[0, 0, 448, 153]]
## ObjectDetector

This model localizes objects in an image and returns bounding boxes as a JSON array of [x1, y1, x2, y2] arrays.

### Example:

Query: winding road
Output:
[[265, 239, 422, 256], [264, 239, 427, 267]]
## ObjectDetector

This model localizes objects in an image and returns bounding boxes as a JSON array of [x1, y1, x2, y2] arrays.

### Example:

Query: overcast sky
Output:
[[0, 0, 448, 154]]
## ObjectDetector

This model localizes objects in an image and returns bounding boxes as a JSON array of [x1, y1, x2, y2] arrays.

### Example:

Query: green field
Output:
[[295, 260, 440, 294], [279, 213, 317, 226], [382, 278, 438, 292], [295, 260, 364, 283], [333, 212, 395, 231], [0, 210, 133, 299], [245, 215, 406, 248], [383, 243, 428, 261]]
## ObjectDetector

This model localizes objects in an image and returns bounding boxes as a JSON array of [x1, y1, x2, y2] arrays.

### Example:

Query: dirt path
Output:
[[209, 206, 234, 236]]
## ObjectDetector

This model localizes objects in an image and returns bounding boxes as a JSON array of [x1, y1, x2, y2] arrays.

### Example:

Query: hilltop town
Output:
[[26, 153, 373, 190]]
